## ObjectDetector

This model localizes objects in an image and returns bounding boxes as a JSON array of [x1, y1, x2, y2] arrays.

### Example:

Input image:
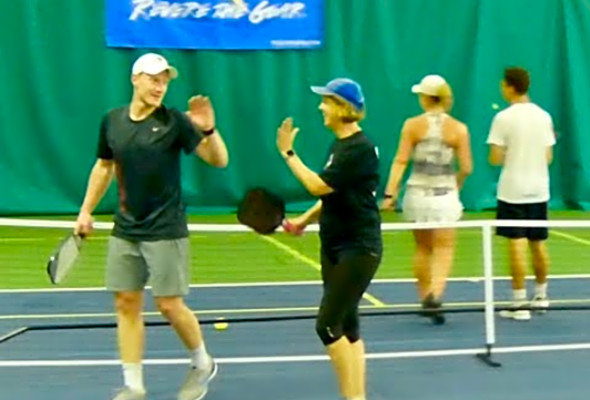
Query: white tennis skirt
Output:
[[402, 187, 463, 223]]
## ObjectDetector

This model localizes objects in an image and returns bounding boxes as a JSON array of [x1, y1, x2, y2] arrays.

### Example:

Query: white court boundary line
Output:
[[1, 274, 590, 294], [552, 229, 590, 246], [3, 217, 590, 230], [3, 298, 590, 321], [259, 234, 386, 307], [2, 342, 590, 367]]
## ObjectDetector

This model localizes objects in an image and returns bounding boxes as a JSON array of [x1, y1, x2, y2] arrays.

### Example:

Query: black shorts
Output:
[[496, 200, 548, 241]]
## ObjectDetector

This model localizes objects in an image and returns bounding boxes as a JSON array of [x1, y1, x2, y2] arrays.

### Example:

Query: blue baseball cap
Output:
[[310, 78, 365, 110]]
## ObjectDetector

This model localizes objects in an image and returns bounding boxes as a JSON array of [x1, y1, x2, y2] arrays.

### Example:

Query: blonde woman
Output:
[[278, 78, 381, 400], [382, 75, 473, 324]]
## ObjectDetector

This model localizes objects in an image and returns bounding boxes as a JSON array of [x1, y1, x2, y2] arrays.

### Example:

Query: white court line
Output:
[[552, 229, 590, 246], [0, 306, 324, 321], [258, 235, 386, 307], [0, 236, 209, 243], [2, 298, 590, 321], [0, 236, 110, 243], [0, 238, 50, 242], [1, 274, 590, 294], [2, 342, 590, 367]]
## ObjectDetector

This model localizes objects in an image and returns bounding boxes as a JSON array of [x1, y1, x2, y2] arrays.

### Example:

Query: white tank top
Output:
[[406, 112, 457, 191]]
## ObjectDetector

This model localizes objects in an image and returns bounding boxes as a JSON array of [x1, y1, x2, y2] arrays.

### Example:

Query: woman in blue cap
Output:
[[277, 78, 381, 400]]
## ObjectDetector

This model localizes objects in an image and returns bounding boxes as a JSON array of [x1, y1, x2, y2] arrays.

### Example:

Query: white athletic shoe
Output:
[[531, 296, 550, 314], [499, 305, 531, 321], [177, 357, 218, 400]]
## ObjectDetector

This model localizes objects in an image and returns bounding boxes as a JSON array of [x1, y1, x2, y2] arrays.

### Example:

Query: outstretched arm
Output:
[[187, 95, 228, 168], [277, 118, 334, 197], [194, 129, 229, 168]]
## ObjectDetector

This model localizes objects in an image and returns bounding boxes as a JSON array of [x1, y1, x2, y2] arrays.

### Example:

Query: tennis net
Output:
[[1, 216, 590, 367]]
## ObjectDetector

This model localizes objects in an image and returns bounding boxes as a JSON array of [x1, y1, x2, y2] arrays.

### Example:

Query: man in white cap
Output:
[[74, 53, 228, 400]]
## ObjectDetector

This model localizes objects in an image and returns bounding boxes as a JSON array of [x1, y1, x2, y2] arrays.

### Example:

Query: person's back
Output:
[[486, 66, 555, 322], [494, 103, 553, 203], [407, 112, 459, 192], [383, 74, 473, 324]]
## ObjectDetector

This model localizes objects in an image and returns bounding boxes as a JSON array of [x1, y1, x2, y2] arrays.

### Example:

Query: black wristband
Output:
[[284, 149, 295, 158], [203, 127, 215, 136], [384, 194, 393, 199]]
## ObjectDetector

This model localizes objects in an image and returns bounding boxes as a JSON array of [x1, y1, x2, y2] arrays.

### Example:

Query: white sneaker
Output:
[[177, 357, 218, 400], [499, 306, 531, 321], [531, 296, 550, 314]]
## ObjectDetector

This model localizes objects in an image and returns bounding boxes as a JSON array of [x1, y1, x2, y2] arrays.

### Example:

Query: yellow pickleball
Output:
[[214, 318, 229, 331]]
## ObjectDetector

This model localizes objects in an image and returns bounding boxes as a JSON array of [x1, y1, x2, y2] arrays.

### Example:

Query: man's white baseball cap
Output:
[[132, 53, 178, 79], [411, 74, 448, 96]]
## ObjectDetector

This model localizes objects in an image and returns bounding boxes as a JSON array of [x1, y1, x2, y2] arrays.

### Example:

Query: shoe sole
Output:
[[420, 307, 445, 325], [499, 311, 531, 321], [431, 313, 446, 325], [532, 303, 550, 314], [209, 361, 219, 383]]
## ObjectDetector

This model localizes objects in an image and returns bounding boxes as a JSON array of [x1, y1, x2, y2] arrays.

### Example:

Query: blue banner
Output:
[[105, 0, 324, 50]]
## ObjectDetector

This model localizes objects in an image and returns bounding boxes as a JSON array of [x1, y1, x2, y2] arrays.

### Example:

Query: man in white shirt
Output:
[[487, 66, 555, 321]]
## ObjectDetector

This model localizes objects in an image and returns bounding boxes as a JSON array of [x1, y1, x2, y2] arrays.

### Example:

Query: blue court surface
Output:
[[1, 278, 590, 400]]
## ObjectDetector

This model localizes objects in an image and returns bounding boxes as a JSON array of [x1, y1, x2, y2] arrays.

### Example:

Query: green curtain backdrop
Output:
[[1, 0, 588, 214]]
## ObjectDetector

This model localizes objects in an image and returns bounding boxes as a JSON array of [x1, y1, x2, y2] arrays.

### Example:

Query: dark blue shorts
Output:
[[496, 200, 548, 241]]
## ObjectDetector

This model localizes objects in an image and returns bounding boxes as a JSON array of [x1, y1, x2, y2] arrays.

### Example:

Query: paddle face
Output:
[[237, 188, 286, 234], [46, 233, 84, 285]]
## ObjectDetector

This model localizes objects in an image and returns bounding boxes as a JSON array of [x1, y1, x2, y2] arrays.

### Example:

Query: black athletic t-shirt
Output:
[[318, 131, 382, 255], [97, 105, 203, 241]]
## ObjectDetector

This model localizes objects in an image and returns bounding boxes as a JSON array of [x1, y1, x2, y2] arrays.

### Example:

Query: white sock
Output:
[[535, 283, 548, 298], [122, 363, 145, 393], [191, 342, 211, 369], [513, 289, 527, 307]]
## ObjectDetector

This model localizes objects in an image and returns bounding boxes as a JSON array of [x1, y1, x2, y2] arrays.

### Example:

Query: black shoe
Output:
[[421, 293, 446, 325]]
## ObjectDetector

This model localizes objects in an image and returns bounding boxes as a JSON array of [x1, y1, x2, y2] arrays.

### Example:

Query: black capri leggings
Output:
[[315, 249, 381, 346]]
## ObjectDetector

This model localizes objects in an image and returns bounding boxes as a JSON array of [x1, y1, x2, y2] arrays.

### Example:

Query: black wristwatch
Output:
[[203, 127, 216, 136], [384, 194, 394, 199], [284, 149, 295, 158]]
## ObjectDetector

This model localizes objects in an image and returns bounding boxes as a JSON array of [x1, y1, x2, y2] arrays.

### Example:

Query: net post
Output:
[[476, 223, 502, 367]]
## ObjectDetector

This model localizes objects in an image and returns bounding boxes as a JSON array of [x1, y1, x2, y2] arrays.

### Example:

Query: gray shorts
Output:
[[106, 236, 190, 297]]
